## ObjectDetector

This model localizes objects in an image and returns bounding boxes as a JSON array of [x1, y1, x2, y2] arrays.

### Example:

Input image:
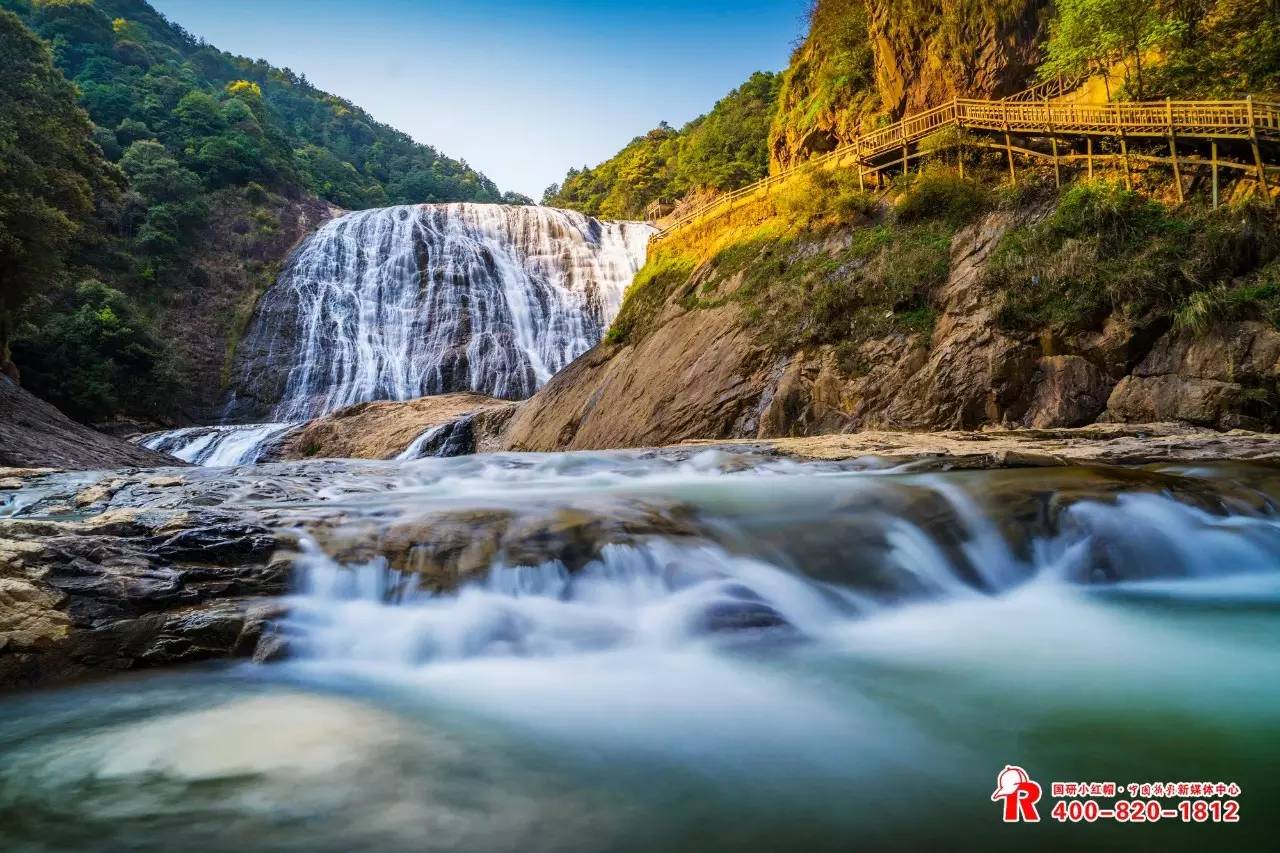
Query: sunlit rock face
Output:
[[225, 203, 652, 422]]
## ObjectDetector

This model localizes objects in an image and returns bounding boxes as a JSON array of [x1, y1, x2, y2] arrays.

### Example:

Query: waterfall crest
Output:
[[228, 203, 652, 423]]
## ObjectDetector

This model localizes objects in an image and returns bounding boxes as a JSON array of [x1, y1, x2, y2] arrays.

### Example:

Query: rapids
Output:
[[138, 422, 298, 466], [1, 450, 1276, 851]]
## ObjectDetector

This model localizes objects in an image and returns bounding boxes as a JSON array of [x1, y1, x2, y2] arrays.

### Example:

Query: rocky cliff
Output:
[[157, 190, 337, 422], [867, 0, 1050, 118], [770, 0, 1049, 168], [503, 181, 1280, 452]]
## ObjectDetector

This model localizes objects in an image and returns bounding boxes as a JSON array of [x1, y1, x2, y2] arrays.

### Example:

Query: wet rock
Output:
[[251, 631, 291, 664], [700, 600, 790, 633], [271, 393, 519, 460], [312, 499, 703, 591], [689, 423, 1280, 469], [0, 493, 289, 690]]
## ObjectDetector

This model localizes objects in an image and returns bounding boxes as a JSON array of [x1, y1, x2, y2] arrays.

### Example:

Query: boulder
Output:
[[273, 393, 519, 460], [0, 502, 288, 689], [0, 375, 179, 470], [1103, 322, 1280, 430], [1022, 355, 1112, 428]]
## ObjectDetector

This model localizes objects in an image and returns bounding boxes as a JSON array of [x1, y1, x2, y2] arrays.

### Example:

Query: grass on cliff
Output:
[[987, 182, 1280, 336], [608, 166, 993, 363]]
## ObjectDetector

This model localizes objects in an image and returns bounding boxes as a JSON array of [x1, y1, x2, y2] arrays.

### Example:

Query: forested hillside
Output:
[[0, 0, 514, 424], [0, 0, 503, 208], [543, 71, 781, 219]]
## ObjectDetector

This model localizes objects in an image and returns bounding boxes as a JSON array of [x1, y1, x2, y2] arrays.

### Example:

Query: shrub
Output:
[[1175, 276, 1280, 333], [988, 183, 1280, 334], [893, 167, 991, 227], [774, 165, 879, 228]]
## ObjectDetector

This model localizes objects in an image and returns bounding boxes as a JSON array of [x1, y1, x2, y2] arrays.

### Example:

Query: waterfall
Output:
[[144, 203, 651, 466], [230, 203, 652, 423]]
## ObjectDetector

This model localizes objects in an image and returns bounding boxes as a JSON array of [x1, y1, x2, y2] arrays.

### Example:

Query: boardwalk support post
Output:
[[1167, 98, 1184, 203], [1249, 96, 1273, 206], [1087, 136, 1094, 180], [1001, 102, 1017, 185], [900, 121, 908, 177], [1047, 98, 1061, 187], [1116, 106, 1132, 190], [1212, 140, 1220, 209]]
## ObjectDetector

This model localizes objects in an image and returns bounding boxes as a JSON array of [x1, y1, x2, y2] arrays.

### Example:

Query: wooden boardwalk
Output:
[[652, 92, 1280, 244]]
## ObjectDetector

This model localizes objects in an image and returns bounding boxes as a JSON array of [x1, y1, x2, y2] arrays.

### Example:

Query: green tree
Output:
[[119, 139, 205, 256], [11, 279, 171, 420], [546, 71, 782, 218], [0, 8, 119, 367], [1040, 0, 1185, 98], [1142, 1, 1280, 99], [119, 138, 200, 203]]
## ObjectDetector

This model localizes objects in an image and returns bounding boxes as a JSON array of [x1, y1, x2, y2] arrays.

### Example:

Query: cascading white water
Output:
[[237, 203, 652, 421], [5, 455, 1280, 850], [138, 423, 297, 466], [395, 416, 477, 460], [276, 456, 1280, 673], [144, 203, 651, 465]]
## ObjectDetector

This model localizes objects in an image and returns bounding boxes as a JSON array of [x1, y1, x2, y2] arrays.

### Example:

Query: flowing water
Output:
[[138, 422, 298, 466], [2, 451, 1277, 851], [140, 203, 650, 465], [237, 203, 650, 419]]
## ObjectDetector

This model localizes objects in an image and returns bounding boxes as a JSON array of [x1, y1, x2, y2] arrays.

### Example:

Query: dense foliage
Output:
[[0, 8, 120, 364], [11, 279, 172, 419], [0, 0, 513, 422], [767, 0, 877, 169], [0, 0, 502, 209], [543, 71, 782, 219], [1041, 0, 1280, 99], [987, 183, 1280, 333], [607, 166, 992, 358]]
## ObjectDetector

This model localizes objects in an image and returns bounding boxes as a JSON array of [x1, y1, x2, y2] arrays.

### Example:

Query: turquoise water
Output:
[[1, 456, 1277, 851]]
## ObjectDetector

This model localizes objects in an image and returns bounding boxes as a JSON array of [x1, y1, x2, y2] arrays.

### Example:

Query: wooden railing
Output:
[[652, 95, 1279, 243], [1002, 74, 1084, 102]]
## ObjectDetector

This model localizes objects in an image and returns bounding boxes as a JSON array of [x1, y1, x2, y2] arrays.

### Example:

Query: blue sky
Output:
[[149, 0, 809, 198]]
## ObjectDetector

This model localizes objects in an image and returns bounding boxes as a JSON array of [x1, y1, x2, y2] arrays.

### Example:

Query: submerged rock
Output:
[[310, 498, 703, 591]]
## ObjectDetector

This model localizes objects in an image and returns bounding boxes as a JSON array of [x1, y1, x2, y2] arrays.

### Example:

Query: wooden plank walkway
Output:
[[652, 92, 1280, 244]]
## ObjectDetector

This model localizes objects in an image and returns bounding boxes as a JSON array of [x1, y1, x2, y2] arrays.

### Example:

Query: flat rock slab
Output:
[[682, 423, 1280, 468]]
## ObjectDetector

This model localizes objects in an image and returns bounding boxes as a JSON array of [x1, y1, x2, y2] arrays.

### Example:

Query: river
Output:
[[0, 450, 1275, 850]]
